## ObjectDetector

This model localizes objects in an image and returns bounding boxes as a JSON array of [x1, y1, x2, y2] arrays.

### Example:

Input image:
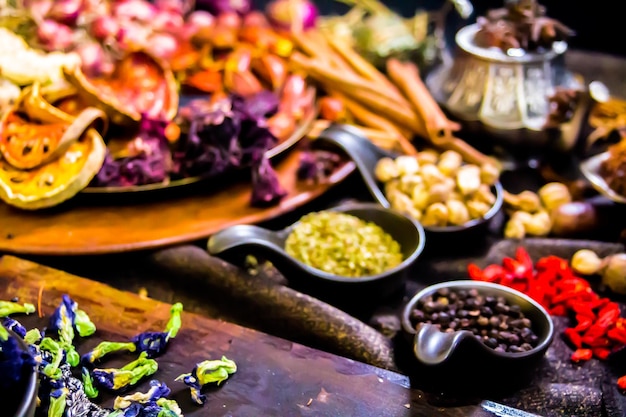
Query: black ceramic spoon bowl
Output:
[[401, 280, 554, 394], [208, 202, 426, 302], [3, 328, 38, 417], [314, 124, 504, 239]]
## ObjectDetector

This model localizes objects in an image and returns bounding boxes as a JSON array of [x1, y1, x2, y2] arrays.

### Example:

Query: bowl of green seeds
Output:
[[208, 202, 426, 302]]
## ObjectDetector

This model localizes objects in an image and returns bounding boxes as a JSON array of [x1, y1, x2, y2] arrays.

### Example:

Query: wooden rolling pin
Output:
[[146, 245, 398, 371]]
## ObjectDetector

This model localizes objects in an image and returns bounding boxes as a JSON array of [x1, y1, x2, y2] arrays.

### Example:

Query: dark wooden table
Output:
[[6, 50, 626, 417]]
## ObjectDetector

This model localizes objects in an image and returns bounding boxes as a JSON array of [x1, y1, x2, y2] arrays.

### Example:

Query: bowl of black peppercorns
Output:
[[401, 280, 554, 395]]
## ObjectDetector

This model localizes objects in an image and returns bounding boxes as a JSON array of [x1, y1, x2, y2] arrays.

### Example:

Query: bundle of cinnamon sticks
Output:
[[289, 29, 494, 166]]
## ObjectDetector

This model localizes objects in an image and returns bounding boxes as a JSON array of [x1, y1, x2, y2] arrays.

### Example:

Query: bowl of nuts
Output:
[[401, 280, 554, 393], [316, 124, 504, 241]]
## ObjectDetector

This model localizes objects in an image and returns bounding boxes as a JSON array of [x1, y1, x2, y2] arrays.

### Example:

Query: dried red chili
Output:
[[571, 348, 593, 362], [467, 246, 626, 392]]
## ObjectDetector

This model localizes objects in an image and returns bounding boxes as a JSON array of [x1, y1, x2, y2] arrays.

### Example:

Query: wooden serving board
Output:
[[0, 150, 354, 256], [0, 256, 495, 417]]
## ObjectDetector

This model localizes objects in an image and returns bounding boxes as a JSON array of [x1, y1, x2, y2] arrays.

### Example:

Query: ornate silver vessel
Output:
[[426, 23, 584, 151]]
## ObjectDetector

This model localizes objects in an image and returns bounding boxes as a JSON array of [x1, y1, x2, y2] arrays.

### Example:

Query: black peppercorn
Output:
[[409, 287, 541, 353]]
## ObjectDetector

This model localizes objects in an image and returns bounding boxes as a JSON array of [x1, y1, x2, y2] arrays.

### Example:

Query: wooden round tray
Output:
[[0, 149, 355, 255]]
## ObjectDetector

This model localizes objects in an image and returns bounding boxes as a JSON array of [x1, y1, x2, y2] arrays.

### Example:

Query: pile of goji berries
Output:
[[468, 247, 626, 390]]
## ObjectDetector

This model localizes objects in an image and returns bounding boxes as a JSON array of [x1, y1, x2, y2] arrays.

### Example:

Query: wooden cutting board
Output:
[[0, 255, 492, 417]]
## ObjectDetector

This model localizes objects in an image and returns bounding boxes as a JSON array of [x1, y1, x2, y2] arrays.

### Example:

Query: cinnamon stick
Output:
[[386, 59, 493, 165], [386, 58, 460, 140], [341, 95, 417, 155], [290, 30, 351, 72], [290, 53, 406, 109], [322, 35, 408, 105]]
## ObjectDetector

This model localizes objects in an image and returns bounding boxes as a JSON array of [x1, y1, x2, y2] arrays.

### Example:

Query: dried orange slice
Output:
[[0, 106, 106, 170], [64, 50, 179, 125], [0, 129, 106, 210]]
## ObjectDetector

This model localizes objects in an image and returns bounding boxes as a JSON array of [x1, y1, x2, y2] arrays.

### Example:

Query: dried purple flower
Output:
[[297, 149, 344, 182], [91, 116, 172, 187], [250, 157, 287, 207]]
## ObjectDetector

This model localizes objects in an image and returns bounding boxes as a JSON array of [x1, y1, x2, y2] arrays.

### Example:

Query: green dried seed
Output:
[[285, 211, 403, 278]]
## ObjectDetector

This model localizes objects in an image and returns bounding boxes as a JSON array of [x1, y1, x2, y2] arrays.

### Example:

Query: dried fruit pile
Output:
[[0, 3, 314, 210]]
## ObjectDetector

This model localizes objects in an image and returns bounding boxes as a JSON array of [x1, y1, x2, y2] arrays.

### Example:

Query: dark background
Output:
[[255, 0, 624, 57]]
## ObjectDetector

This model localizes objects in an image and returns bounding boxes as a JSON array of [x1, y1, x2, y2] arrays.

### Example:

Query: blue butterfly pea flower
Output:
[[132, 331, 168, 358], [2, 317, 26, 338], [0, 333, 37, 390], [48, 295, 77, 344]]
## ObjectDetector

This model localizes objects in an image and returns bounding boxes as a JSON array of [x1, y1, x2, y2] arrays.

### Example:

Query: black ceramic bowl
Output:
[[208, 202, 426, 303], [2, 329, 38, 417], [315, 124, 504, 245], [401, 280, 554, 395]]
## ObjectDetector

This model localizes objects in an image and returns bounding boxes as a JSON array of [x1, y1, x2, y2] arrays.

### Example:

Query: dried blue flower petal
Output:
[[176, 356, 237, 405], [48, 295, 87, 367], [0, 331, 37, 390], [2, 317, 26, 338], [132, 302, 184, 358], [0, 300, 35, 317], [48, 294, 77, 344], [39, 337, 66, 379], [156, 398, 184, 417], [82, 341, 137, 366], [92, 352, 158, 391], [48, 388, 68, 417], [165, 303, 183, 341], [0, 323, 7, 340], [114, 380, 171, 409], [24, 328, 43, 345], [74, 308, 97, 337], [176, 373, 204, 405], [132, 331, 168, 358], [111, 381, 183, 417], [82, 367, 99, 399]]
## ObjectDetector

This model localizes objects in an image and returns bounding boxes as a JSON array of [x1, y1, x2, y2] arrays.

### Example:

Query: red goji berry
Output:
[[597, 302, 621, 327], [592, 347, 612, 360], [550, 305, 567, 316], [483, 264, 506, 282], [571, 348, 593, 362], [515, 246, 534, 270], [468, 263, 486, 281], [607, 327, 626, 345], [583, 323, 609, 340], [617, 375, 626, 391], [570, 302, 596, 319], [564, 328, 582, 348], [572, 315, 593, 332], [503, 257, 529, 278]]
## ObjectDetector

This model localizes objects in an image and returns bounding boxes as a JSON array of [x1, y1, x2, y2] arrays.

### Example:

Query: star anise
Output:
[[475, 0, 574, 53], [530, 16, 575, 45]]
